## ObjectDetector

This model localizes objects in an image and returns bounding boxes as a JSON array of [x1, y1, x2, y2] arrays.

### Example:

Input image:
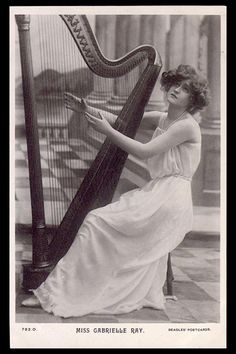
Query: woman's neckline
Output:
[[161, 111, 188, 131]]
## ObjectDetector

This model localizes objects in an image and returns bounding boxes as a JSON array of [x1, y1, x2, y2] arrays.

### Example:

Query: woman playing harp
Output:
[[22, 64, 210, 318]]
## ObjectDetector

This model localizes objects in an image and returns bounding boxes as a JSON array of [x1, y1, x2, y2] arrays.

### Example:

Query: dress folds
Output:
[[33, 113, 201, 318]]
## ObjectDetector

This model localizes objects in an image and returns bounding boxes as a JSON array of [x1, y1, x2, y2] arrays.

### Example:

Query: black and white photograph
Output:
[[10, 5, 226, 348]]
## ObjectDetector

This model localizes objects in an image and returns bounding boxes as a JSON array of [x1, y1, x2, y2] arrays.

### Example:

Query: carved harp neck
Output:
[[60, 15, 160, 77]]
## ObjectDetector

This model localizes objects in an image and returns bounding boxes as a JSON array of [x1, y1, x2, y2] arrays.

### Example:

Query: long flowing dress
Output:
[[33, 113, 201, 318]]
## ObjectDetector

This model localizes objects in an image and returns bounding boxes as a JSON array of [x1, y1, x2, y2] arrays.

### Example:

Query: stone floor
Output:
[[14, 136, 221, 323], [14, 136, 220, 233], [15, 231, 220, 323]]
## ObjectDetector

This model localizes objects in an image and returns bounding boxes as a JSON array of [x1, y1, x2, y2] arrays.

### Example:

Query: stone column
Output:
[[165, 16, 185, 113], [106, 15, 141, 113], [86, 15, 116, 108], [168, 16, 185, 69], [139, 15, 168, 111], [192, 16, 221, 207], [183, 16, 201, 68], [168, 15, 201, 69], [198, 17, 208, 77], [201, 15, 221, 129]]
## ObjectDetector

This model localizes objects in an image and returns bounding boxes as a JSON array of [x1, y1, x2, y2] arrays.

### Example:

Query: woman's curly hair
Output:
[[160, 64, 210, 114]]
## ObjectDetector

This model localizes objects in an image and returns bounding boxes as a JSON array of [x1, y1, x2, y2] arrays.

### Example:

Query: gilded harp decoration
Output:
[[15, 14, 162, 290]]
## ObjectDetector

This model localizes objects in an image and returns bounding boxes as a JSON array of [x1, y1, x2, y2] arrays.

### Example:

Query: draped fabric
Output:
[[16, 13, 162, 290], [147, 112, 201, 180], [33, 113, 201, 318]]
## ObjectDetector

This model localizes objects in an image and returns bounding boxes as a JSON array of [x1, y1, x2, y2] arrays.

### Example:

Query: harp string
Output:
[[35, 15, 93, 226], [35, 15, 144, 227], [47, 16, 57, 223], [48, 16, 60, 225], [52, 15, 73, 223], [55, 14, 66, 222], [61, 18, 70, 205], [37, 16, 55, 226], [64, 23, 76, 207], [48, 16, 62, 226], [63, 18, 77, 209], [38, 15, 62, 226], [63, 17, 89, 204], [54, 15, 69, 222], [66, 15, 104, 197]]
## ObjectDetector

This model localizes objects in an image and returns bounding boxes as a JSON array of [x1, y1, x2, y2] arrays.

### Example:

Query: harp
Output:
[[15, 14, 162, 290]]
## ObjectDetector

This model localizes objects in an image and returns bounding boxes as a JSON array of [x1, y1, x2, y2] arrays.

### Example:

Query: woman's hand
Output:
[[85, 112, 112, 135], [64, 92, 88, 114], [64, 92, 100, 118]]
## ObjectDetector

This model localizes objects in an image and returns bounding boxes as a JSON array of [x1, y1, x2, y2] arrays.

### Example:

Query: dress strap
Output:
[[163, 111, 187, 131], [159, 112, 168, 130]]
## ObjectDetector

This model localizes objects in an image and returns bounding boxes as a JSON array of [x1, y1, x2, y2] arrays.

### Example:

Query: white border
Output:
[[10, 5, 227, 349]]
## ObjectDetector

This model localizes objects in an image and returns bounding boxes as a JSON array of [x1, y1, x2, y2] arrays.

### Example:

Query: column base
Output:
[[85, 91, 112, 108], [104, 97, 167, 115], [192, 127, 220, 207], [146, 100, 166, 112], [200, 117, 221, 129], [107, 95, 129, 105], [104, 95, 129, 114]]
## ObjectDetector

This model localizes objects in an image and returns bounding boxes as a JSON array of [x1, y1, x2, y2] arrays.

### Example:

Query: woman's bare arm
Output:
[[64, 92, 117, 126], [101, 109, 164, 127], [101, 109, 163, 128], [87, 112, 200, 160], [64, 92, 163, 128]]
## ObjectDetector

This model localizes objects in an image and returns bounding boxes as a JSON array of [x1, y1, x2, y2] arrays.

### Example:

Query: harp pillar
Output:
[[86, 15, 116, 107], [106, 15, 141, 114], [15, 15, 51, 289]]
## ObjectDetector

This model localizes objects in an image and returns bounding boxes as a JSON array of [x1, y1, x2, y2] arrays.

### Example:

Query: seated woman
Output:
[[22, 64, 210, 318]]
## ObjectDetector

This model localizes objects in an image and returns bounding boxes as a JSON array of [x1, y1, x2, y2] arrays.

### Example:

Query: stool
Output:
[[166, 253, 178, 301]]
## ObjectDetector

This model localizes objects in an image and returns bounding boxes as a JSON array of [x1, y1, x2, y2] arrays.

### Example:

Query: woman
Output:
[[22, 64, 210, 317]]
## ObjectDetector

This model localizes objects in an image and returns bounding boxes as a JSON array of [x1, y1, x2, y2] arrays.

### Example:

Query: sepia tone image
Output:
[[11, 6, 226, 348]]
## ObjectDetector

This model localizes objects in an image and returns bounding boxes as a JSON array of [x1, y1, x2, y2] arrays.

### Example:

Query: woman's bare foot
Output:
[[21, 295, 41, 308]]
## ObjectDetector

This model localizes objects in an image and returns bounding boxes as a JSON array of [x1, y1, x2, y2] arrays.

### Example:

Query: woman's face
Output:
[[166, 79, 191, 109]]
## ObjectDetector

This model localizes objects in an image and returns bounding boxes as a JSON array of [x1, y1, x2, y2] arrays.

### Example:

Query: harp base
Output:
[[22, 263, 54, 291]]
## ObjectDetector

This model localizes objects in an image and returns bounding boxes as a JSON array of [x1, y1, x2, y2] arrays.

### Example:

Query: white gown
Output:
[[33, 113, 201, 318]]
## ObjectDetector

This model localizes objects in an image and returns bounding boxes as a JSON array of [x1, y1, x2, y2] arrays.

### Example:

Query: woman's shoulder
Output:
[[186, 113, 201, 135], [178, 112, 200, 130], [170, 113, 201, 142], [158, 111, 168, 126]]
